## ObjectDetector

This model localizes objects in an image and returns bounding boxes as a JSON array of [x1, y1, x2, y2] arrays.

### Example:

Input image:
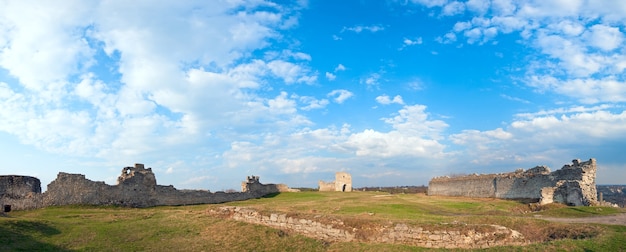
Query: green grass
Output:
[[1, 192, 625, 251]]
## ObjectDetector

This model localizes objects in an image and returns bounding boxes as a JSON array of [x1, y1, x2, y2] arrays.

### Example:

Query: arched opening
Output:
[[342, 184, 346, 192]]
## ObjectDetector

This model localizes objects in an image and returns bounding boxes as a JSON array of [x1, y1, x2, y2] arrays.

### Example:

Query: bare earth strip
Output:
[[537, 213, 626, 226]]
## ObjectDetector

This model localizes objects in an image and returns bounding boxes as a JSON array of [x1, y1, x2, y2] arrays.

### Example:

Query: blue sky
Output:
[[1, 0, 625, 191]]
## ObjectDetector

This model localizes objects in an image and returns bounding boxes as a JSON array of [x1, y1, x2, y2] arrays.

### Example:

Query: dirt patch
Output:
[[536, 213, 626, 226]]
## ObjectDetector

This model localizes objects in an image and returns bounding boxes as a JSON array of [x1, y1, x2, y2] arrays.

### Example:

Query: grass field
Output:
[[1, 191, 625, 251]]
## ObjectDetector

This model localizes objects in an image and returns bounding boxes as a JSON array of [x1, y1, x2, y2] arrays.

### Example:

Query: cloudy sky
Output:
[[1, 0, 625, 191]]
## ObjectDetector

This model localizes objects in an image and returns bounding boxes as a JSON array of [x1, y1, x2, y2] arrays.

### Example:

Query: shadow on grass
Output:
[[262, 192, 281, 198], [0, 219, 72, 251]]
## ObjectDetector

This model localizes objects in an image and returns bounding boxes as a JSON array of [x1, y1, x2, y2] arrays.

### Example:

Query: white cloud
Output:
[[464, 27, 483, 44], [0, 1, 310, 164], [436, 32, 457, 44], [409, 0, 626, 104], [410, 0, 447, 8], [0, 1, 94, 91], [268, 91, 298, 115], [403, 37, 423, 46], [442, 1, 465, 16], [453, 21, 472, 32], [549, 20, 584, 37], [342, 25, 385, 33], [500, 94, 530, 104], [325, 72, 336, 81], [376, 94, 405, 105], [327, 89, 353, 104], [449, 107, 626, 172], [466, 0, 490, 14], [282, 50, 313, 61], [491, 0, 517, 16], [221, 104, 449, 181], [514, 104, 617, 119], [526, 75, 626, 104], [382, 105, 447, 139], [335, 64, 346, 72], [362, 73, 381, 87], [584, 24, 624, 51], [400, 37, 423, 50], [267, 60, 317, 84], [299, 96, 329, 111], [345, 105, 448, 157]]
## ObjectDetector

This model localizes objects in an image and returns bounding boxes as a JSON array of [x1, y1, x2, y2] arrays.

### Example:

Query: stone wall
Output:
[[0, 175, 41, 197], [210, 206, 527, 249], [428, 159, 598, 206], [318, 181, 335, 192], [318, 172, 352, 192], [1, 163, 283, 210], [0, 175, 43, 211]]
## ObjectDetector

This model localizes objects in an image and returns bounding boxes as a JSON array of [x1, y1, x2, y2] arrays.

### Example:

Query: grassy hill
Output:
[[1, 191, 625, 251]]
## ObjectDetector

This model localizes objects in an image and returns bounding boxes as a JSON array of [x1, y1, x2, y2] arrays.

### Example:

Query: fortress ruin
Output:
[[1, 163, 285, 211], [428, 158, 598, 206], [318, 172, 352, 192]]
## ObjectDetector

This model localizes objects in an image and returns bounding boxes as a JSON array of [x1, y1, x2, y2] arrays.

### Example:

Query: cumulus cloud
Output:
[[267, 60, 317, 84], [325, 72, 336, 81], [327, 89, 353, 104], [298, 96, 329, 111], [221, 104, 449, 184], [0, 1, 309, 164], [449, 107, 626, 179], [376, 94, 405, 105], [409, 0, 626, 105], [403, 37, 422, 46], [584, 24, 624, 51], [400, 37, 423, 50], [442, 1, 465, 16], [345, 105, 448, 157]]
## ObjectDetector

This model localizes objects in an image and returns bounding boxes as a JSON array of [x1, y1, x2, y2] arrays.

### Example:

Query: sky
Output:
[[1, 0, 625, 191]]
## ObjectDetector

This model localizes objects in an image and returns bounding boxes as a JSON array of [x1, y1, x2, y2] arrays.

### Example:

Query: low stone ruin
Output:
[[1, 163, 285, 211], [428, 158, 598, 206], [210, 206, 527, 249], [318, 172, 352, 192]]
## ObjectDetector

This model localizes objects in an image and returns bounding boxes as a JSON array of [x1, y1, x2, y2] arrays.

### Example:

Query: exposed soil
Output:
[[536, 213, 626, 226]]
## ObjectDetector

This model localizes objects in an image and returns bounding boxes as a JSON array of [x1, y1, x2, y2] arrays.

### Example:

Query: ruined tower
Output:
[[318, 172, 352, 192]]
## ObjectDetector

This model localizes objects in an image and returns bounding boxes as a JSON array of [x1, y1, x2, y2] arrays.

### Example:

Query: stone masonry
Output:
[[211, 206, 527, 249], [318, 172, 352, 192], [0, 175, 41, 211], [1, 163, 284, 211], [428, 158, 598, 206]]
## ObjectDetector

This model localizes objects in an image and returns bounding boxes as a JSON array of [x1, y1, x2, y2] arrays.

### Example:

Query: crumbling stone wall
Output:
[[318, 181, 335, 191], [211, 206, 527, 249], [240, 175, 293, 195], [0, 175, 42, 211], [318, 172, 352, 192], [428, 159, 598, 206], [2, 163, 284, 210]]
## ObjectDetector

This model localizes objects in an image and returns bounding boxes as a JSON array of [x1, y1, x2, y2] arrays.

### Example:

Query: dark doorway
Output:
[[3, 205, 11, 212], [342, 184, 346, 192]]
